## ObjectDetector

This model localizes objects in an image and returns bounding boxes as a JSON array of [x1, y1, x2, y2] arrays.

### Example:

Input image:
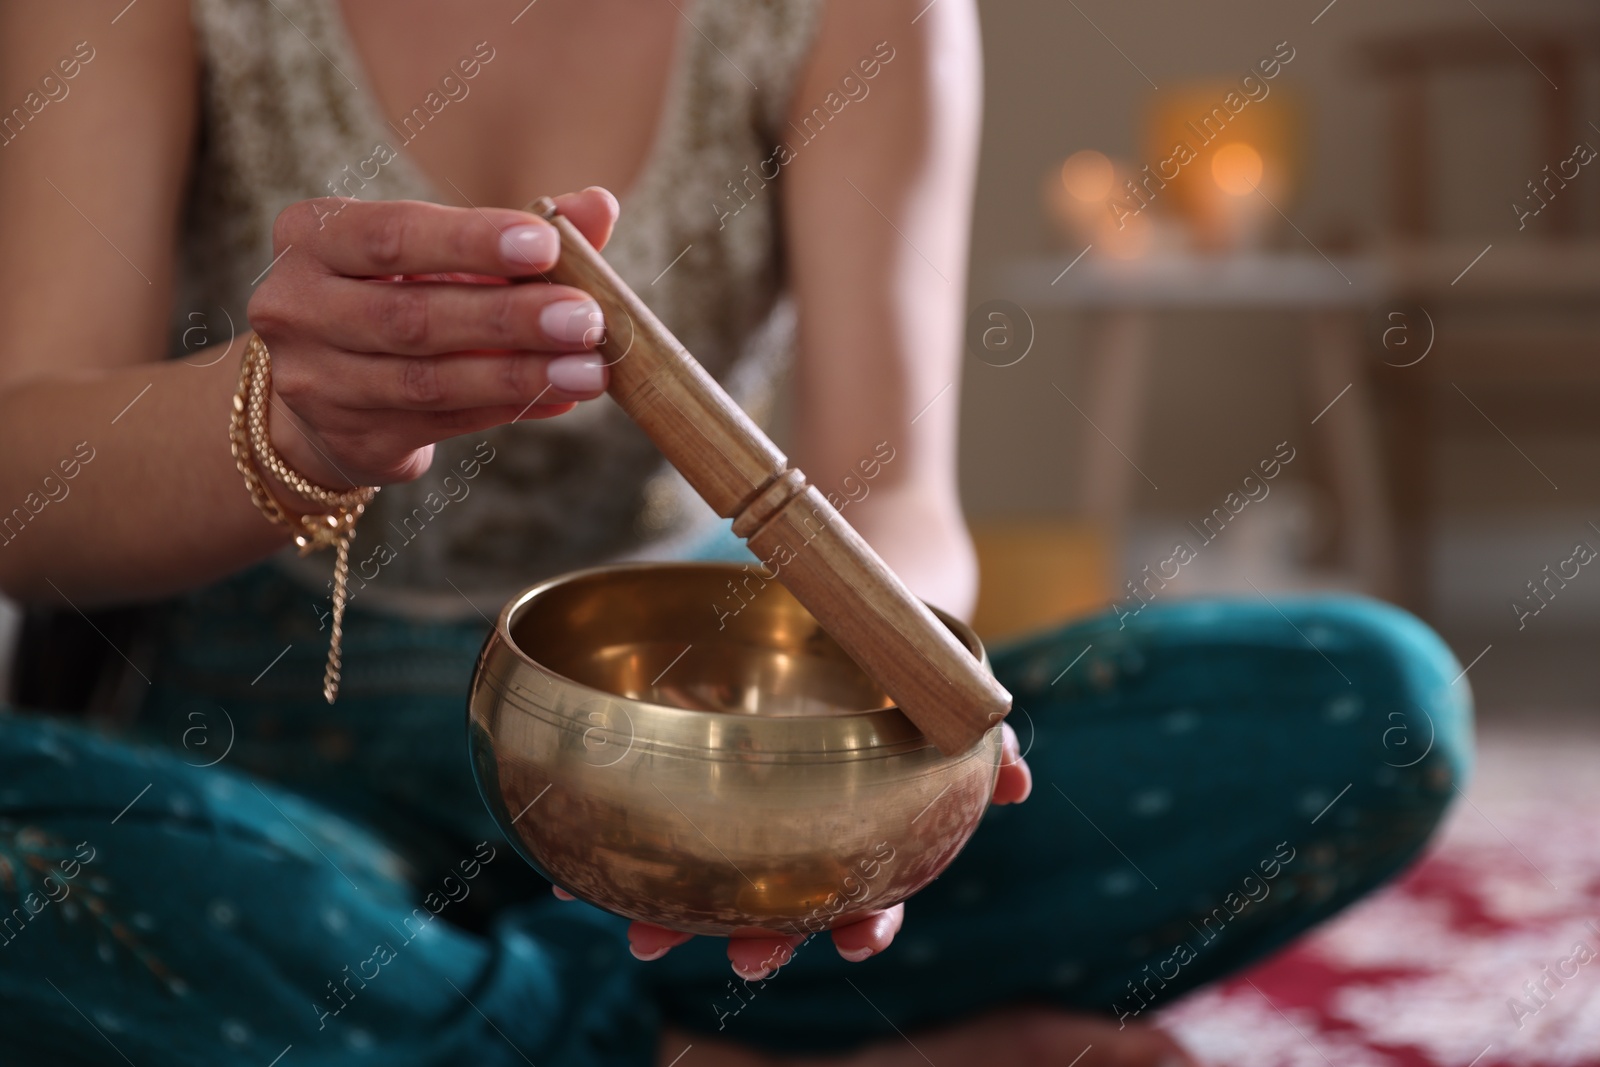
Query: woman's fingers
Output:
[[554, 888, 754, 984], [628, 922, 694, 962], [830, 904, 904, 963], [625, 906, 903, 976], [548, 186, 620, 252], [626, 923, 807, 978], [627, 925, 808, 978], [727, 932, 807, 980], [315, 349, 605, 412], [283, 198, 565, 279], [274, 400, 569, 485], [314, 276, 605, 357], [991, 721, 1033, 805], [274, 187, 621, 282], [243, 191, 625, 492]]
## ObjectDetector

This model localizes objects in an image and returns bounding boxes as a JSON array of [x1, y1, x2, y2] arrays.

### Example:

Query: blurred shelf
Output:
[[1379, 239, 1600, 300], [996, 250, 1387, 309], [995, 240, 1600, 311]]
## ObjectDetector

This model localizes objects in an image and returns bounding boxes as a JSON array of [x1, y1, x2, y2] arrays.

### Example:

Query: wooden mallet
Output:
[[528, 198, 1012, 755]]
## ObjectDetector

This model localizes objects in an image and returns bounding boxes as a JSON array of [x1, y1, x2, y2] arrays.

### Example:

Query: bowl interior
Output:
[[505, 563, 978, 721]]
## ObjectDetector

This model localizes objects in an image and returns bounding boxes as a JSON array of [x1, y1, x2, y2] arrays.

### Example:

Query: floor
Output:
[[1158, 699, 1600, 1066]]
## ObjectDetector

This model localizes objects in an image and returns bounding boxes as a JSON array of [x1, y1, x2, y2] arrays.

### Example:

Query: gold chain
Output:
[[230, 335, 378, 702]]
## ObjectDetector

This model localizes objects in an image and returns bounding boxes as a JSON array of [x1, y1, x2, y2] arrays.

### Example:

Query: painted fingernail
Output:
[[630, 944, 671, 962], [546, 355, 605, 394], [541, 299, 605, 345], [838, 945, 874, 963], [499, 224, 558, 269]]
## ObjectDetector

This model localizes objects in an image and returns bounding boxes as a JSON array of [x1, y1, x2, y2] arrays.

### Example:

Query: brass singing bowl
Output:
[[467, 561, 1002, 936]]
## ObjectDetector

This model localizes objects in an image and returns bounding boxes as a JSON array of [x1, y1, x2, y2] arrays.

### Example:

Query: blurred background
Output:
[[957, 0, 1600, 715], [954, 1, 1600, 1058]]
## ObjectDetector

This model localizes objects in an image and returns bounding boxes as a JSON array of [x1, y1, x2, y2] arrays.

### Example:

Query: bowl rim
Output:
[[487, 560, 991, 748]]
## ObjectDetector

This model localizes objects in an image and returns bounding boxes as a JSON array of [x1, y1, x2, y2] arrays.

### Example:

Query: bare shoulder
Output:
[[0, 0, 199, 382]]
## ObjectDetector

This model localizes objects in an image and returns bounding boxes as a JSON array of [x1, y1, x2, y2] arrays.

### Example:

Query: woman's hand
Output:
[[247, 187, 619, 490], [558, 722, 1032, 979]]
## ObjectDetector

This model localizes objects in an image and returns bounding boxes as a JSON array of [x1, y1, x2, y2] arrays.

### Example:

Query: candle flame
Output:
[[1061, 150, 1115, 202], [1211, 142, 1264, 196]]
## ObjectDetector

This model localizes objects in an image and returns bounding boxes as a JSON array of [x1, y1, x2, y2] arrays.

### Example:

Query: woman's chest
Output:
[[336, 0, 683, 209]]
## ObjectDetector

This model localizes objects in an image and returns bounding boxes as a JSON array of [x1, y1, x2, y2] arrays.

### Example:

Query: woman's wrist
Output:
[[230, 334, 371, 528], [266, 397, 362, 499]]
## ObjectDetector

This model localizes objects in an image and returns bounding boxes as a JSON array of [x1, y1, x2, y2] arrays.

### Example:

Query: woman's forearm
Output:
[[849, 485, 979, 622], [780, 0, 983, 624], [0, 342, 295, 607], [0, 192, 623, 611]]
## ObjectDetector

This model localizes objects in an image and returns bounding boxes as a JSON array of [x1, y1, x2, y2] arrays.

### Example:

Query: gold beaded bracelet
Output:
[[229, 334, 379, 703]]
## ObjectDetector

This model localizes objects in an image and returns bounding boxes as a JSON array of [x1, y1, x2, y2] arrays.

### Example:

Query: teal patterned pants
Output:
[[0, 563, 1471, 1065]]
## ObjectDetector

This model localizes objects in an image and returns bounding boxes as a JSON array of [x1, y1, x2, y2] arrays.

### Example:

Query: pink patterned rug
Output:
[[1160, 722, 1600, 1067]]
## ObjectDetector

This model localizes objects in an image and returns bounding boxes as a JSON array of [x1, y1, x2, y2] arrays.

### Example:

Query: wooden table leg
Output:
[[1306, 310, 1401, 601], [1386, 362, 1433, 616], [1079, 309, 1154, 575]]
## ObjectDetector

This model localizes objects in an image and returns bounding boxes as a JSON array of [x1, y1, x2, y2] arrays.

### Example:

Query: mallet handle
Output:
[[530, 198, 1011, 755]]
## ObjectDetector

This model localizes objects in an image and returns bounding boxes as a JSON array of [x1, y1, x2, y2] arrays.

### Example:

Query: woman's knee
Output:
[[1027, 594, 1469, 772], [1308, 598, 1474, 891], [991, 593, 1472, 876], [1282, 594, 1473, 795]]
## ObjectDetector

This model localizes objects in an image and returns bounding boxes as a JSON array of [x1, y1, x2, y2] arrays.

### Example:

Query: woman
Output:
[[0, 0, 1468, 1064]]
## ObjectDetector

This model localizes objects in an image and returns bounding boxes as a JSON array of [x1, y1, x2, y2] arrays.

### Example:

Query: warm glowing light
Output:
[[1060, 150, 1115, 202], [1211, 142, 1264, 196]]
